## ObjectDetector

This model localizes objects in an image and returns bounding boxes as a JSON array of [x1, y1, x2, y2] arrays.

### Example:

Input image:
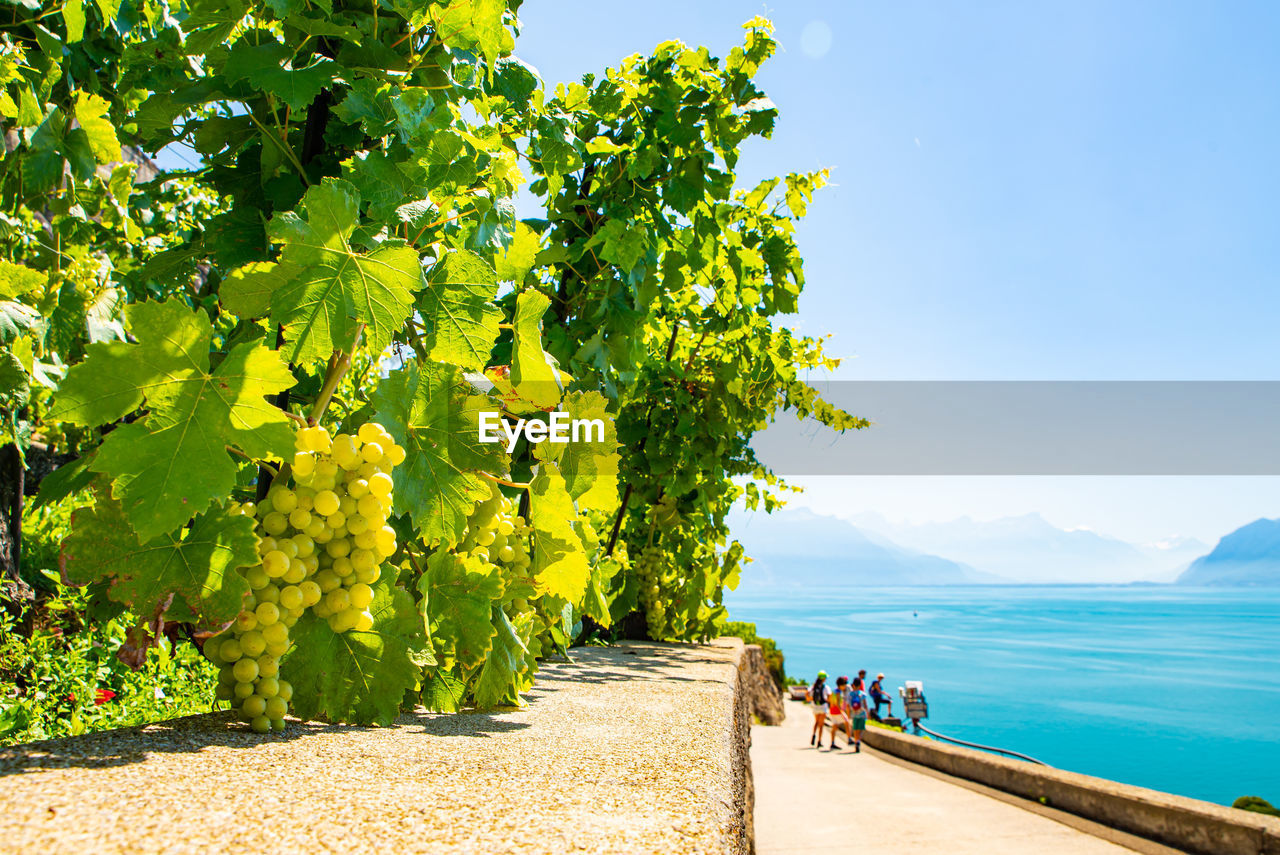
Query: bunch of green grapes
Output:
[[205, 421, 405, 733], [635, 544, 667, 637], [458, 486, 531, 573]]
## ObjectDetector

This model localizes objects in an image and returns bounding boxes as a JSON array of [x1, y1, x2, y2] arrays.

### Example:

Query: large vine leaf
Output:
[[533, 390, 618, 511], [60, 496, 256, 625], [510, 289, 561, 408], [283, 579, 426, 726], [370, 360, 507, 547], [420, 550, 504, 668], [528, 464, 591, 603], [472, 608, 532, 710], [418, 249, 501, 370], [255, 179, 419, 365], [49, 300, 296, 540]]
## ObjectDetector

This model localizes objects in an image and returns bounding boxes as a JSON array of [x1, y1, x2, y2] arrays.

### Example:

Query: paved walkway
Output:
[[752, 707, 1139, 854], [0, 642, 748, 855]]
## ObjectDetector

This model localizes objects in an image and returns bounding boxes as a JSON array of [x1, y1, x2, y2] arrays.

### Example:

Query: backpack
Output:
[[849, 690, 865, 713], [811, 680, 828, 706]]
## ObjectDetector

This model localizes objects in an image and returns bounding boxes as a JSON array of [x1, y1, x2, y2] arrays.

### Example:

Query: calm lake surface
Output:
[[725, 585, 1280, 805]]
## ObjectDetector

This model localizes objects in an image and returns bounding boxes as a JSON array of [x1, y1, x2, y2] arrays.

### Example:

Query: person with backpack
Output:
[[869, 673, 893, 719], [809, 671, 829, 747], [825, 675, 854, 750], [847, 677, 872, 753]]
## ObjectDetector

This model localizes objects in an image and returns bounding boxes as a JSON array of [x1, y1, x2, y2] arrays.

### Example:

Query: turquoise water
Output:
[[725, 585, 1280, 806]]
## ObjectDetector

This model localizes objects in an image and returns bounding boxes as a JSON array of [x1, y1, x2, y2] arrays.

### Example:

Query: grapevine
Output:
[[0, 0, 862, 729]]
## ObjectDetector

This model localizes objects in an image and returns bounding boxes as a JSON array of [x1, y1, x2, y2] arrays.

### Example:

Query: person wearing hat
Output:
[[869, 672, 892, 718], [808, 670, 830, 747]]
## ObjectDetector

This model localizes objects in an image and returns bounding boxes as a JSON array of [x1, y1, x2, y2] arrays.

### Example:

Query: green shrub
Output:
[[1, 499, 218, 746], [1232, 796, 1280, 817], [722, 621, 787, 689]]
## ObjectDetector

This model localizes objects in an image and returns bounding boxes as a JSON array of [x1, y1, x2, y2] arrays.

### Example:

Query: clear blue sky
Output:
[[516, 0, 1280, 382], [514, 1, 1280, 543]]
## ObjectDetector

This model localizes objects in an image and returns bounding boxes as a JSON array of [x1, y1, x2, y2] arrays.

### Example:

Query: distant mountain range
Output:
[[730, 507, 1280, 587], [727, 507, 1228, 587], [848, 511, 1207, 584], [1177, 518, 1280, 586], [728, 508, 997, 588]]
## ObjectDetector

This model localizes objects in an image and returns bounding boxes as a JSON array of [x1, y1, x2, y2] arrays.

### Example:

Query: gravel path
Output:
[[752, 704, 1143, 854], [0, 640, 746, 855]]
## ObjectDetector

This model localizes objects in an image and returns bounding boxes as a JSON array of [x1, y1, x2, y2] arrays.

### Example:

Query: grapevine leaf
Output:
[[583, 555, 623, 628], [60, 496, 256, 625], [430, 0, 508, 67], [0, 260, 46, 300], [528, 464, 591, 603], [420, 550, 503, 668], [0, 301, 42, 344], [472, 607, 530, 710], [283, 579, 424, 725], [553, 390, 618, 511], [420, 665, 468, 713], [50, 300, 296, 540], [268, 180, 419, 364], [494, 222, 539, 283], [419, 249, 501, 370], [220, 261, 296, 318], [371, 361, 507, 547], [64, 0, 86, 42], [74, 93, 121, 164], [510, 290, 561, 408]]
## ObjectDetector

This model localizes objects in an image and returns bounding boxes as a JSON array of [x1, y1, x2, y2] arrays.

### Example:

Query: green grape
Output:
[[251, 715, 271, 733], [256, 677, 280, 698], [282, 560, 307, 584], [233, 657, 260, 683], [257, 656, 279, 678], [242, 694, 267, 718], [325, 588, 351, 613], [263, 512, 289, 536], [234, 611, 257, 632], [299, 580, 323, 606], [234, 681, 255, 700], [262, 622, 289, 646], [315, 570, 341, 593], [219, 639, 243, 662], [277, 681, 294, 702], [270, 488, 298, 514], [353, 610, 374, 632], [255, 602, 280, 625], [265, 696, 288, 719], [313, 490, 340, 517], [279, 585, 304, 611], [240, 631, 266, 658], [348, 583, 374, 610]]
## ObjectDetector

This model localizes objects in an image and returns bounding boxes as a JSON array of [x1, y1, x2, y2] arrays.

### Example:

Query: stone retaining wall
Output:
[[861, 725, 1280, 855]]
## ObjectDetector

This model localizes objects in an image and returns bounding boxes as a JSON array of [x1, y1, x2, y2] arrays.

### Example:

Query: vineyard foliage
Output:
[[0, 0, 860, 724]]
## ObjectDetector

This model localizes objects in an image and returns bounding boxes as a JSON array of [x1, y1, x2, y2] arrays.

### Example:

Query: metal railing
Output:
[[911, 722, 1050, 766]]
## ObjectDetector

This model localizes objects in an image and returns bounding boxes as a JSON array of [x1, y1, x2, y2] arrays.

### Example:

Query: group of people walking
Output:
[[806, 669, 893, 752]]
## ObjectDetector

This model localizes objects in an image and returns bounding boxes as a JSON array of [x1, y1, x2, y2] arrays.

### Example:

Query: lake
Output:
[[724, 585, 1280, 806]]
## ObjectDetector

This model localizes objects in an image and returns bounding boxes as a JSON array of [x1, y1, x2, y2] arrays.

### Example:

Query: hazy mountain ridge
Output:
[[1177, 518, 1280, 587], [729, 507, 1213, 586], [847, 511, 1205, 584], [728, 507, 995, 588]]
